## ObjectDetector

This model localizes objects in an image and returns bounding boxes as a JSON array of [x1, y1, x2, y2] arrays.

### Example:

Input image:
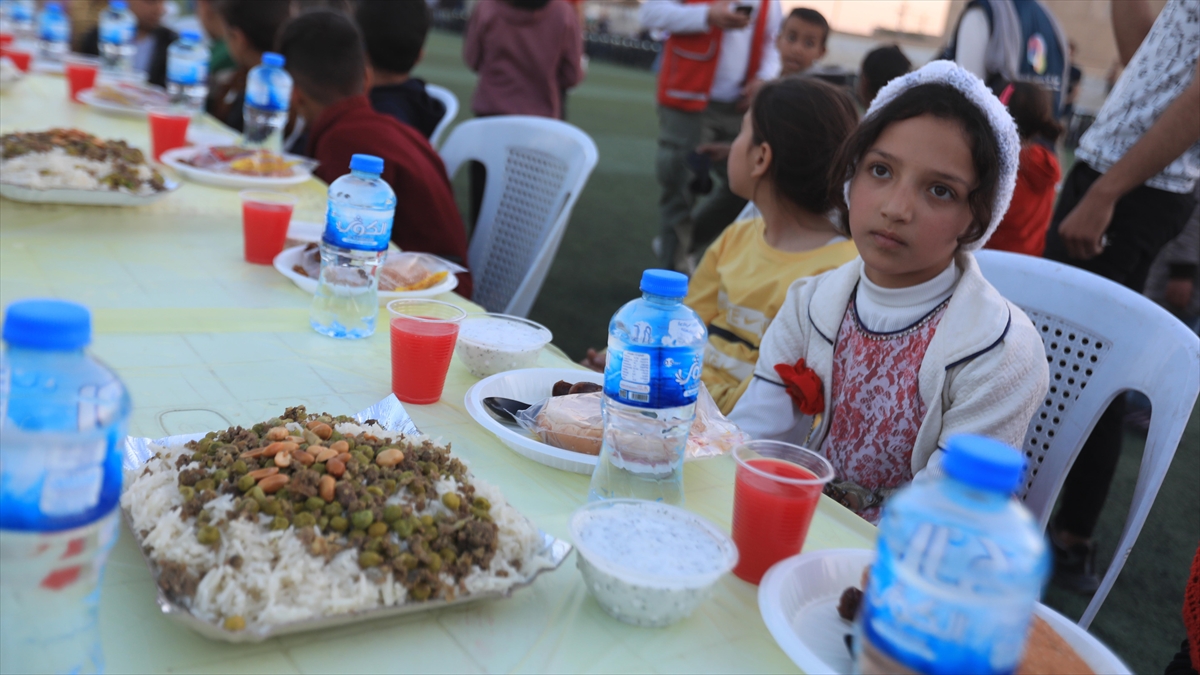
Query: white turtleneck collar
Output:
[[854, 261, 961, 333]]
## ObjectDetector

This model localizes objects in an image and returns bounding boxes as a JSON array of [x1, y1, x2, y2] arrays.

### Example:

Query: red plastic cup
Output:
[[0, 46, 32, 73], [0, 33, 14, 48], [388, 300, 466, 405], [64, 56, 100, 102], [146, 106, 192, 162], [731, 440, 835, 584], [239, 190, 297, 264]]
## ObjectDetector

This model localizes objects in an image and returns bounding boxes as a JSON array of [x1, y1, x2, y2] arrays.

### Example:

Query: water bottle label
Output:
[[323, 203, 394, 251], [862, 524, 1038, 674], [246, 70, 292, 112], [168, 57, 208, 86], [605, 344, 702, 409], [99, 22, 133, 44], [40, 21, 68, 42]]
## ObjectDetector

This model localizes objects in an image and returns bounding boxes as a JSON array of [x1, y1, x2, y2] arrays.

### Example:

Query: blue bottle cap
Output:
[[181, 29, 202, 42], [640, 269, 688, 298], [45, 3, 63, 14], [261, 52, 285, 68], [110, 0, 127, 10], [349, 153, 384, 175], [2, 299, 91, 350], [942, 434, 1026, 494]]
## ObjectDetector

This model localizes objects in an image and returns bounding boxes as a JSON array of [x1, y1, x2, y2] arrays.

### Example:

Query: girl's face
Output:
[[727, 110, 767, 201], [847, 114, 977, 289]]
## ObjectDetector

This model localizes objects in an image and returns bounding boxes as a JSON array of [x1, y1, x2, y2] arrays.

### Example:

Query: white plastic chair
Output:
[[439, 115, 599, 316], [735, 201, 760, 222], [425, 84, 459, 148], [974, 250, 1200, 629]]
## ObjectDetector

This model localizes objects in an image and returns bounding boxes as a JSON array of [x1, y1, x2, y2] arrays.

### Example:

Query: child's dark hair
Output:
[[218, 0, 293, 54], [859, 45, 910, 106], [1005, 82, 1063, 143], [507, 0, 553, 10], [277, 10, 364, 105], [355, 0, 430, 76], [829, 83, 1000, 247], [788, 8, 830, 48], [751, 76, 858, 214]]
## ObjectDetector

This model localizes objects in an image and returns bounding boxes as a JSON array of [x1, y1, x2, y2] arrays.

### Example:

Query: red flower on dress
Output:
[[774, 358, 825, 416]]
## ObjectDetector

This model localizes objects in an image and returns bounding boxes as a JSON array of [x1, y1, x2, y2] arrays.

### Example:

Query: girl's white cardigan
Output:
[[730, 253, 1050, 479]]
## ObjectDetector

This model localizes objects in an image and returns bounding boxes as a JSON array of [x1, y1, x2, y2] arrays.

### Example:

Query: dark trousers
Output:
[[1045, 162, 1197, 538]]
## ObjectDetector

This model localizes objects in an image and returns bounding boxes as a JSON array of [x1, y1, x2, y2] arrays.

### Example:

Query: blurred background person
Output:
[[195, 0, 235, 85], [207, 0, 293, 133], [80, 0, 177, 87], [356, 0, 445, 140], [775, 7, 826, 78], [857, 44, 909, 109]]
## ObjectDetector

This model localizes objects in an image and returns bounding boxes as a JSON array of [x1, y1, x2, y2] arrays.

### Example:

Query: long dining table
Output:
[[0, 72, 875, 674]]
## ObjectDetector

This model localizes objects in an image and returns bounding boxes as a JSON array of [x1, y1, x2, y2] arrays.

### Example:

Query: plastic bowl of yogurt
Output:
[[455, 313, 553, 378], [569, 499, 738, 627]]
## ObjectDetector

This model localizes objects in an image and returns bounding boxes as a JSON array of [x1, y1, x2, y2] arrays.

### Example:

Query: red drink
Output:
[[0, 33, 14, 48], [241, 200, 293, 264], [732, 456, 827, 584], [147, 108, 191, 162], [1, 47, 32, 72], [64, 59, 98, 102], [390, 316, 459, 404]]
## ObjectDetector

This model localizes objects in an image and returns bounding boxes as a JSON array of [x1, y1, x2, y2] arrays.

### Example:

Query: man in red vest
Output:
[[641, 0, 782, 272]]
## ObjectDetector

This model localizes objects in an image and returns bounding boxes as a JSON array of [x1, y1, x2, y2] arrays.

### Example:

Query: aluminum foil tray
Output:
[[120, 394, 573, 643]]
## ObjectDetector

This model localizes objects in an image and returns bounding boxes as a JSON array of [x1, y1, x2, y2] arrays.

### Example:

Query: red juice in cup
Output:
[[147, 107, 191, 162], [390, 317, 460, 404], [64, 58, 99, 102], [0, 33, 14, 48], [239, 191, 296, 264], [1, 47, 32, 72], [731, 442, 834, 584]]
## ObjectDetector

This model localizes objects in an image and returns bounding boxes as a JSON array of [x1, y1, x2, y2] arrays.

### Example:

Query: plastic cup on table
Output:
[[239, 190, 297, 265], [0, 46, 32, 73], [146, 106, 192, 162], [63, 55, 100, 102], [387, 299, 467, 405], [0, 33, 13, 48], [730, 440, 835, 584]]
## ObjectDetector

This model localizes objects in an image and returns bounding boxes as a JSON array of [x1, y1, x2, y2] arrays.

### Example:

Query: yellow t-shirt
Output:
[[685, 217, 859, 414]]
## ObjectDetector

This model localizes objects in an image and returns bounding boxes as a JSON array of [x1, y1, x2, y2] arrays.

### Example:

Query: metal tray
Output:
[[121, 395, 573, 643]]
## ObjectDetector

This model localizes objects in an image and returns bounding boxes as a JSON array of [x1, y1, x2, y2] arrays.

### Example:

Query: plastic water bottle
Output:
[[97, 0, 135, 72], [856, 435, 1050, 675], [242, 52, 292, 152], [310, 154, 397, 339], [166, 30, 210, 111], [37, 2, 70, 63], [0, 299, 131, 675], [6, 0, 37, 41], [587, 270, 706, 505]]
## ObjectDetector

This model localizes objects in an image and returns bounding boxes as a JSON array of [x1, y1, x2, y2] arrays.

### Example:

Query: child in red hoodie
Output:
[[985, 82, 1062, 257]]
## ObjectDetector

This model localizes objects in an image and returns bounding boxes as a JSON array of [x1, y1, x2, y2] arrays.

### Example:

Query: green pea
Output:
[[392, 519, 414, 538], [367, 522, 389, 537], [328, 430, 344, 442], [398, 471, 414, 485], [266, 417, 283, 428], [360, 446, 375, 461], [329, 516, 348, 533], [204, 431, 217, 441], [383, 505, 405, 523], [358, 551, 383, 568], [232, 460, 248, 475], [410, 583, 431, 601], [317, 414, 333, 424], [194, 478, 215, 492], [323, 502, 343, 517], [420, 515, 434, 528], [318, 516, 329, 530], [262, 499, 281, 517], [472, 507, 491, 521], [237, 474, 256, 492], [351, 452, 368, 467], [343, 437, 356, 450], [178, 485, 195, 501], [364, 537, 384, 553], [212, 469, 229, 484], [196, 525, 220, 546], [441, 493, 461, 511], [270, 516, 289, 530], [306, 497, 326, 512], [382, 479, 397, 495], [398, 553, 418, 570], [366, 486, 384, 498], [276, 488, 290, 501], [473, 497, 491, 512], [440, 548, 457, 565], [351, 510, 374, 530], [241, 498, 260, 515], [293, 512, 317, 528], [426, 552, 442, 573], [312, 462, 326, 475], [248, 486, 266, 502]]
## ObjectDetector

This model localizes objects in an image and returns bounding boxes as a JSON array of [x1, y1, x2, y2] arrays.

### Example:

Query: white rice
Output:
[[0, 148, 158, 193], [121, 423, 554, 630]]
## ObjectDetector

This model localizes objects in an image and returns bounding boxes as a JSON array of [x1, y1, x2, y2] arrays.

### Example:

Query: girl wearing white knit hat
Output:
[[729, 60, 1049, 523]]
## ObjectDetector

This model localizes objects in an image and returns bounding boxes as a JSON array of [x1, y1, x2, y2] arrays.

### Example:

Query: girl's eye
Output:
[[930, 185, 955, 200], [869, 164, 890, 178]]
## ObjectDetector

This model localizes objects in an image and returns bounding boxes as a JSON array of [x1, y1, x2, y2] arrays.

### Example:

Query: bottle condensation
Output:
[[855, 435, 1050, 675], [0, 300, 131, 675], [587, 270, 706, 506], [166, 30, 210, 111], [310, 154, 397, 339], [36, 2, 70, 63], [97, 0, 135, 73], [242, 52, 292, 152]]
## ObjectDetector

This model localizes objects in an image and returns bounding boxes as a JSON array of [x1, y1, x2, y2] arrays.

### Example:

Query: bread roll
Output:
[[1017, 616, 1094, 675], [535, 392, 603, 455]]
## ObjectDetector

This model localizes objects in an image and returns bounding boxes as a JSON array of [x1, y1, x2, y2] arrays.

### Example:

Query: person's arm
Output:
[[954, 7, 989, 81], [1057, 59, 1200, 259], [462, 2, 487, 73], [557, 5, 585, 90], [639, 0, 749, 34], [1112, 0, 1158, 66], [728, 377, 809, 444], [754, 0, 782, 81]]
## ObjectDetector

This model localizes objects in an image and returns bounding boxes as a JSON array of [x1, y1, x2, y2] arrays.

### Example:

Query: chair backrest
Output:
[[425, 84, 459, 148], [974, 250, 1200, 628], [439, 115, 599, 316]]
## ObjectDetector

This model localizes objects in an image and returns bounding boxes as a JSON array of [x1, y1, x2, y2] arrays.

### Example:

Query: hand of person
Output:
[[707, 2, 751, 30], [1057, 189, 1117, 260], [1164, 278, 1194, 312], [695, 142, 731, 162], [737, 78, 763, 111], [580, 348, 606, 373]]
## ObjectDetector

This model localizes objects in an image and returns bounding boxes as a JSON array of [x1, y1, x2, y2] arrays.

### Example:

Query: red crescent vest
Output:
[[656, 0, 772, 112]]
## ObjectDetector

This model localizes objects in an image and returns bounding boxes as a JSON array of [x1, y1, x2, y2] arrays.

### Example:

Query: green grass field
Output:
[[414, 30, 1200, 673]]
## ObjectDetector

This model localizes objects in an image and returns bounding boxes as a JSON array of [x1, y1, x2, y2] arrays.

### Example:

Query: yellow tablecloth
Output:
[[0, 74, 874, 674]]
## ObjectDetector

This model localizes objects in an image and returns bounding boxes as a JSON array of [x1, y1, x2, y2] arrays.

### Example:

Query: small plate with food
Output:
[[161, 145, 317, 188], [77, 80, 170, 116], [274, 245, 460, 301], [0, 128, 178, 205], [757, 548, 1131, 675]]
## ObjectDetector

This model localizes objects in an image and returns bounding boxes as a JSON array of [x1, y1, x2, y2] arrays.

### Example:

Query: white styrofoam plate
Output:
[[160, 146, 316, 188], [76, 84, 169, 116], [463, 367, 602, 475], [273, 245, 459, 302], [0, 177, 179, 205], [284, 219, 323, 245], [757, 548, 1131, 675]]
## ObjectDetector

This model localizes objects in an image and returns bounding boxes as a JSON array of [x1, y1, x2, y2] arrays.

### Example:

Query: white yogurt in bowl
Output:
[[569, 499, 738, 627], [455, 314, 552, 378]]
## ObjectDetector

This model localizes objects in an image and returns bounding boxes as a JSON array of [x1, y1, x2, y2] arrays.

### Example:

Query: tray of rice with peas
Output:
[[121, 402, 570, 642], [0, 128, 178, 205]]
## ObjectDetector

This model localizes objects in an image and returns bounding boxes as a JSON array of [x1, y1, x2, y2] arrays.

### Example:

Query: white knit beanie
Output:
[[845, 60, 1021, 252]]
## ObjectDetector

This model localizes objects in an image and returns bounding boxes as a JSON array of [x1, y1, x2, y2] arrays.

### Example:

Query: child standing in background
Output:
[[687, 77, 859, 414], [985, 82, 1062, 257], [355, 0, 447, 140], [858, 44, 911, 108], [775, 7, 827, 77], [730, 62, 1049, 522]]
